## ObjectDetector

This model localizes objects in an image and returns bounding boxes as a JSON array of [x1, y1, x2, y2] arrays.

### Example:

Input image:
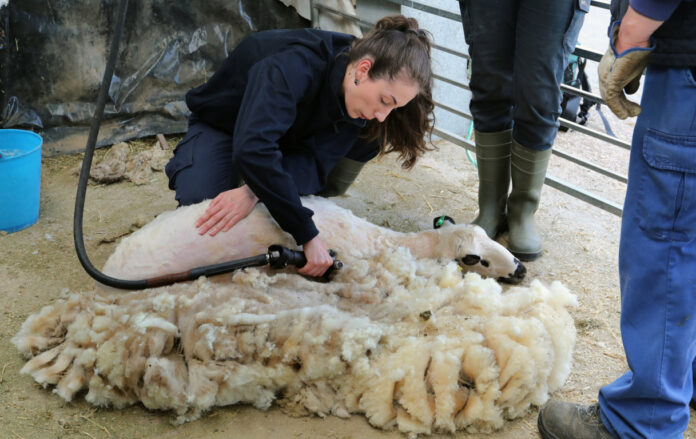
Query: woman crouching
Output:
[[165, 15, 434, 277]]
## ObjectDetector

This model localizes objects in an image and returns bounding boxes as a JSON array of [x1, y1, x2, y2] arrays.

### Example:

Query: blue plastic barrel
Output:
[[0, 129, 43, 233]]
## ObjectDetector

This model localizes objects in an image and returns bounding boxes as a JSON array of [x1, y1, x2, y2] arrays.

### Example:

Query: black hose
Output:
[[73, 0, 146, 289], [2, 2, 11, 120]]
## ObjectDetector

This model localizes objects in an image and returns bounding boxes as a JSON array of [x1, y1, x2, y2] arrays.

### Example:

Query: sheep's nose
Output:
[[513, 261, 527, 280], [499, 259, 526, 284]]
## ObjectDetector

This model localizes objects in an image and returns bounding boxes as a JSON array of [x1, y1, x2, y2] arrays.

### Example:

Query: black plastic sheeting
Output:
[[0, 1, 308, 155]]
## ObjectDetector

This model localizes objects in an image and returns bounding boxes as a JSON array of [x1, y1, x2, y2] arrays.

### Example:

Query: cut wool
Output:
[[13, 247, 577, 436], [73, 141, 172, 185]]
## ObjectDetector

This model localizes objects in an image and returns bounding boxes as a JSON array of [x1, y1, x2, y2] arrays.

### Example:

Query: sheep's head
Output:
[[436, 221, 525, 284]]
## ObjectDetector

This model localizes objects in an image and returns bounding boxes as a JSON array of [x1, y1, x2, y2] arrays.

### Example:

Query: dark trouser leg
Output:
[[511, 0, 584, 150], [164, 119, 241, 206], [505, 0, 585, 259], [459, 0, 515, 236], [458, 0, 516, 134]]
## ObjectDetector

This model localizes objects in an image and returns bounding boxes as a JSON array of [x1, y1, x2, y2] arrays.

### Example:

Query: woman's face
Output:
[[343, 58, 420, 123]]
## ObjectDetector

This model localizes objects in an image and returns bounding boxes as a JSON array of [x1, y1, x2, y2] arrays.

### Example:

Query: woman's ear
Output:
[[356, 58, 373, 81]]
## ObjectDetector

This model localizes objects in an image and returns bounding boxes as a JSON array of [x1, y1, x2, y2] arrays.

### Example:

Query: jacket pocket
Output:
[[637, 129, 696, 241]]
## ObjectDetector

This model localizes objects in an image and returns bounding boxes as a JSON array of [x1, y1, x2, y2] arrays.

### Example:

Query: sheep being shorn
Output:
[[13, 245, 576, 436], [101, 196, 526, 284]]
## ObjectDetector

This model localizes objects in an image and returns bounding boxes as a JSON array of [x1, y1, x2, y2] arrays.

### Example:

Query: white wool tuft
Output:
[[13, 246, 576, 436]]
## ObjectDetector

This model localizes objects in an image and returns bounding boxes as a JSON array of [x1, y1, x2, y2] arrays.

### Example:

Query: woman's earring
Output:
[[354, 78, 359, 85]]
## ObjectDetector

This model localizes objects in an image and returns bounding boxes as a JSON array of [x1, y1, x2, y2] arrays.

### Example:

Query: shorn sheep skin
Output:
[[101, 196, 526, 284]]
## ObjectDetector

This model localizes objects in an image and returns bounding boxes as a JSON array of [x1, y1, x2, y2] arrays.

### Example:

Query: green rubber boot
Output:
[[318, 157, 366, 197], [507, 140, 552, 261], [472, 129, 512, 239]]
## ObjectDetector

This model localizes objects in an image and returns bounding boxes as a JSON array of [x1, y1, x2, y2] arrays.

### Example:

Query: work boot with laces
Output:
[[538, 401, 615, 439]]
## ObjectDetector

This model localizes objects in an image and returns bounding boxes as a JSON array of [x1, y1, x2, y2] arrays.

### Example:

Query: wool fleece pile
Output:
[[13, 248, 576, 436]]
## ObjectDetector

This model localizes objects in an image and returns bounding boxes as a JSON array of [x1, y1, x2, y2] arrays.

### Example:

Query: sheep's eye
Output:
[[461, 254, 481, 266], [481, 259, 490, 267]]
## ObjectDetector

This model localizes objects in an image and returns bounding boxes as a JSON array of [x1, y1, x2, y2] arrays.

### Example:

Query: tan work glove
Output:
[[598, 22, 653, 119]]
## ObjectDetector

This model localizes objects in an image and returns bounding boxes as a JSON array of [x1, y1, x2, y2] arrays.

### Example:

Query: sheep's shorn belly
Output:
[[13, 246, 576, 436]]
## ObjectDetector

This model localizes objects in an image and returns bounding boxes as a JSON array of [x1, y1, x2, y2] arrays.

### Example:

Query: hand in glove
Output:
[[598, 21, 653, 119]]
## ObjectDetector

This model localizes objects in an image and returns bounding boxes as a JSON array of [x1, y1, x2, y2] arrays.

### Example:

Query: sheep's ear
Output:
[[433, 215, 456, 229]]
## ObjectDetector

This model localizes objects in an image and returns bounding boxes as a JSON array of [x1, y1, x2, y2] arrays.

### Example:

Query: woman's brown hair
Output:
[[348, 15, 435, 169]]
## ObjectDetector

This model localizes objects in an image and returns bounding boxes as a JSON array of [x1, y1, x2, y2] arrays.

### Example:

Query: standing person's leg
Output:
[[536, 65, 696, 439], [598, 66, 696, 438], [506, 0, 585, 260], [165, 118, 242, 206], [458, 0, 516, 239]]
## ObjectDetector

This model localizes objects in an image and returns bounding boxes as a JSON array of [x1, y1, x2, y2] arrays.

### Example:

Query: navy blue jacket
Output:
[[186, 29, 379, 245]]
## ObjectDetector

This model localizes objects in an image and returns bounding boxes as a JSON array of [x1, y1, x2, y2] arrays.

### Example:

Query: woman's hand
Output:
[[196, 185, 258, 236], [297, 235, 334, 277]]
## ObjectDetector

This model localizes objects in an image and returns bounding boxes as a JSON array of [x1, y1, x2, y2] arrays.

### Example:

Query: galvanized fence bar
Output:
[[432, 127, 474, 151], [311, 3, 468, 59], [552, 148, 628, 183], [379, 0, 461, 21], [544, 177, 623, 216], [591, 0, 611, 10], [312, 3, 376, 29], [573, 45, 605, 62], [560, 83, 604, 103], [433, 73, 470, 91], [434, 128, 624, 216], [434, 100, 473, 121], [559, 117, 631, 149]]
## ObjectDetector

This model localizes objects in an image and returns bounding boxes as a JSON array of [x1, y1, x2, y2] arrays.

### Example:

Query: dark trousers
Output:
[[165, 118, 376, 206], [165, 118, 241, 206], [459, 0, 586, 150]]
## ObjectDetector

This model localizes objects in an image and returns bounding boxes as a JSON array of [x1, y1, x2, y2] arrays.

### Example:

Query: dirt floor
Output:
[[2, 109, 696, 439]]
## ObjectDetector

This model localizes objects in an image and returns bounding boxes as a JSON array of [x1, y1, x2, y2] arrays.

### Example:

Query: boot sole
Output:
[[497, 218, 542, 261], [511, 249, 542, 262]]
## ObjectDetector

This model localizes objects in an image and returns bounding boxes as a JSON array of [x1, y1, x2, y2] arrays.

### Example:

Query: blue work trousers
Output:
[[599, 66, 696, 438], [458, 0, 586, 150]]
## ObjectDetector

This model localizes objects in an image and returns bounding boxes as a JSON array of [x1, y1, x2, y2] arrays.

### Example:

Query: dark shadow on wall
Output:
[[0, 0, 308, 155]]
